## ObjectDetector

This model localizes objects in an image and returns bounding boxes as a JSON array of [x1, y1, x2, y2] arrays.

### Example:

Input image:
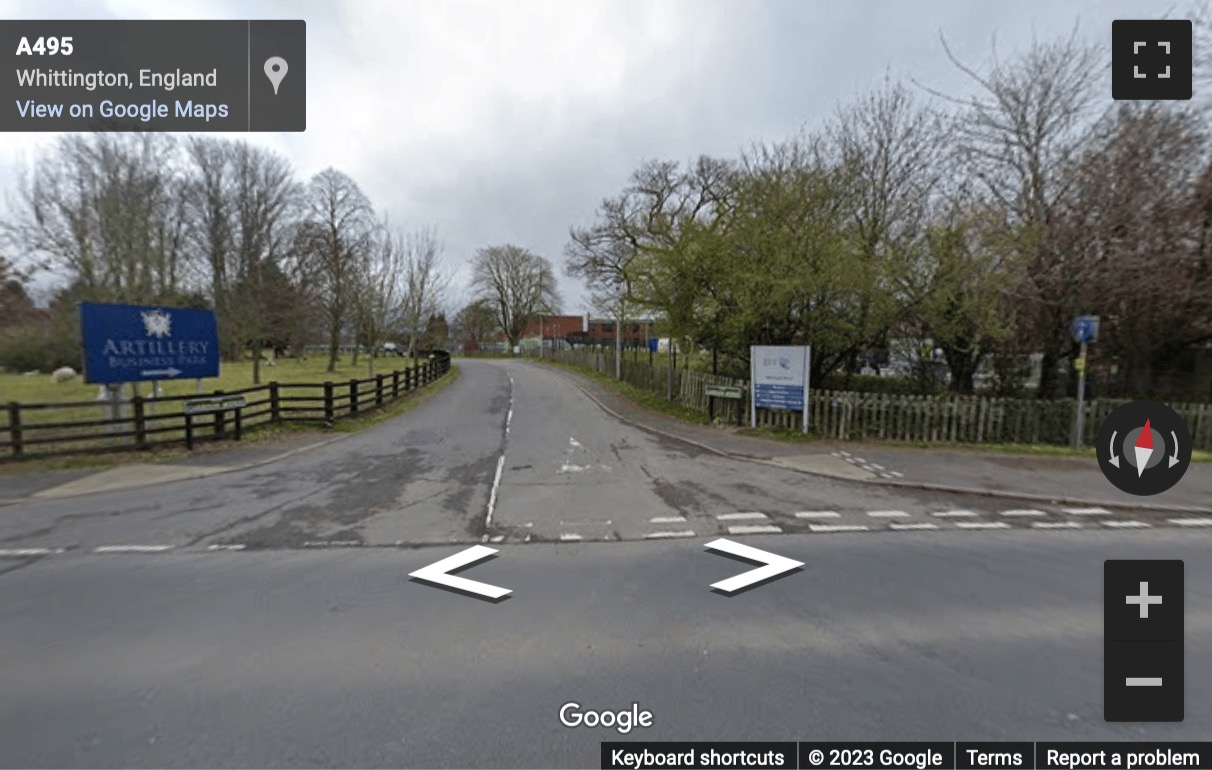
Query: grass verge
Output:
[[537, 357, 1212, 463], [536, 358, 710, 425], [0, 364, 459, 476]]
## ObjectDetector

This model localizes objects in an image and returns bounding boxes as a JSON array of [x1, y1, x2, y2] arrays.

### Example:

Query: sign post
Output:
[[750, 345, 812, 434], [1070, 315, 1099, 449]]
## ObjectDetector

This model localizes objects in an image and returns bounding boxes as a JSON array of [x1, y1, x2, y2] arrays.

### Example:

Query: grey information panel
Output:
[[0, 20, 305, 132]]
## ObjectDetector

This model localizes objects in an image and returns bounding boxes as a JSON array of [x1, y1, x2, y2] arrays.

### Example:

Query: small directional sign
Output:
[[408, 545, 511, 600], [705, 538, 803, 595], [1071, 315, 1100, 344]]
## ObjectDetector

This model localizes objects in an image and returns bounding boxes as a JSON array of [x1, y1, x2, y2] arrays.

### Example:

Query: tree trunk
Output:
[[327, 323, 341, 373], [941, 344, 978, 395], [252, 341, 263, 385]]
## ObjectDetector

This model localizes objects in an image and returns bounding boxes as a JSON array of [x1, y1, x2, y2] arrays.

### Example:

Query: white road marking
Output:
[[1170, 518, 1212, 527], [483, 454, 505, 538], [830, 451, 841, 457], [871, 464, 885, 471], [559, 464, 588, 473], [490, 535, 506, 543], [505, 408, 512, 435], [954, 522, 1010, 530], [867, 510, 909, 518], [717, 512, 768, 521], [559, 534, 584, 541], [303, 540, 360, 547], [643, 530, 697, 539], [890, 522, 939, 531], [839, 450, 851, 457], [1033, 521, 1084, 529], [1062, 507, 1112, 515], [0, 547, 59, 557], [889, 471, 904, 478], [794, 511, 840, 519], [1000, 509, 1046, 517], [853, 457, 867, 463], [932, 510, 978, 518], [94, 544, 174, 553], [1102, 520, 1151, 528], [727, 524, 782, 535], [860, 464, 877, 472], [207, 544, 246, 551], [650, 515, 687, 523], [569, 437, 583, 448], [810, 524, 869, 533]]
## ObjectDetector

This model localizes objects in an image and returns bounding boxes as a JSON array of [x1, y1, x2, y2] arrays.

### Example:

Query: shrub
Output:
[[0, 322, 81, 373]]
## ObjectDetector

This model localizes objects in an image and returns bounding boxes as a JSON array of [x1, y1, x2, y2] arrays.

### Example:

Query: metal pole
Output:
[[615, 302, 622, 380], [1074, 340, 1088, 449], [667, 338, 674, 401]]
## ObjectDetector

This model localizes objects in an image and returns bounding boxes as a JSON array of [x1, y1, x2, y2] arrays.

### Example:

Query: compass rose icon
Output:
[[1098, 401, 1191, 495]]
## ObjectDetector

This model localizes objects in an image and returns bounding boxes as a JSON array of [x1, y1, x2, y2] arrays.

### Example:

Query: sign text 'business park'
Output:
[[80, 303, 220, 385]]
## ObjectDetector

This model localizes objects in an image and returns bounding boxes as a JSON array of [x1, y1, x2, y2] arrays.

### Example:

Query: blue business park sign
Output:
[[80, 302, 220, 384]]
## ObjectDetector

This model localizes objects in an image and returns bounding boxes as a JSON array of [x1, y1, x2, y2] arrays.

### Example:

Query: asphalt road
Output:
[[1, 359, 1209, 768]]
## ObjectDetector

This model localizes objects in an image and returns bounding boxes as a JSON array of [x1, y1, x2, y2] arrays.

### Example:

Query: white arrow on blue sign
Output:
[[1071, 315, 1100, 344]]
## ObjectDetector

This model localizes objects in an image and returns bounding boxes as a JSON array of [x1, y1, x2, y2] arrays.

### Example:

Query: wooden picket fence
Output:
[[549, 349, 1212, 450]]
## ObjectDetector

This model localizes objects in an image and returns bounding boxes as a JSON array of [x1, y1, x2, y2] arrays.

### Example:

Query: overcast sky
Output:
[[1, 0, 1203, 314]]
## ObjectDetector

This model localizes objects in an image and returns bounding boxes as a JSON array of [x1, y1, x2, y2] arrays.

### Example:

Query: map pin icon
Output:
[[264, 57, 288, 95]]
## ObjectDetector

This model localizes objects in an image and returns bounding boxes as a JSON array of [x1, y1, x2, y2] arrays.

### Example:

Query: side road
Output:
[[537, 361, 1212, 514]]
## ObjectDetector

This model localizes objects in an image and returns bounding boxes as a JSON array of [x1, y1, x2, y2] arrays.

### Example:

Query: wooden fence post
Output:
[[270, 382, 281, 422], [392, 370, 400, 398], [213, 390, 226, 438], [376, 374, 384, 406], [324, 382, 335, 424], [184, 412, 194, 451], [132, 396, 147, 449], [234, 408, 243, 441], [406, 368, 414, 391], [349, 379, 359, 415], [6, 402, 21, 458]]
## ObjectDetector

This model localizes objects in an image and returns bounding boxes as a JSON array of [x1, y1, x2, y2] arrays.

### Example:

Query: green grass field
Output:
[[0, 355, 434, 464], [0, 354, 418, 405]]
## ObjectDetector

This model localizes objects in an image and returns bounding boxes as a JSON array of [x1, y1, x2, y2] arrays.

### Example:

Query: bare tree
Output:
[[297, 168, 376, 373], [398, 226, 450, 360], [351, 220, 408, 376], [453, 298, 498, 350], [925, 28, 1107, 396], [4, 133, 190, 302], [472, 245, 561, 352]]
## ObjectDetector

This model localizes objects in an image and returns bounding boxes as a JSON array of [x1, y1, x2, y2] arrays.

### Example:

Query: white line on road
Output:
[[890, 522, 939, 531], [871, 464, 885, 471], [794, 511, 840, 519], [483, 454, 505, 538], [810, 524, 870, 533], [1062, 507, 1112, 515], [1102, 520, 1151, 528], [207, 544, 246, 551], [717, 512, 768, 520], [643, 530, 697, 539], [889, 471, 904, 478], [1033, 522, 1084, 529], [650, 515, 687, 523], [954, 522, 1011, 530], [505, 408, 513, 435], [1169, 518, 1212, 527], [94, 545, 174, 553], [1000, 509, 1047, 517], [853, 457, 867, 463], [559, 534, 583, 541], [932, 510, 978, 518], [727, 524, 783, 535], [867, 510, 909, 518], [0, 547, 60, 557], [839, 451, 851, 457]]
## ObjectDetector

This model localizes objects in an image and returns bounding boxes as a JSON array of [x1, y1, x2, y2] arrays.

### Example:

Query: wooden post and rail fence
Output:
[[1, 352, 453, 461]]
